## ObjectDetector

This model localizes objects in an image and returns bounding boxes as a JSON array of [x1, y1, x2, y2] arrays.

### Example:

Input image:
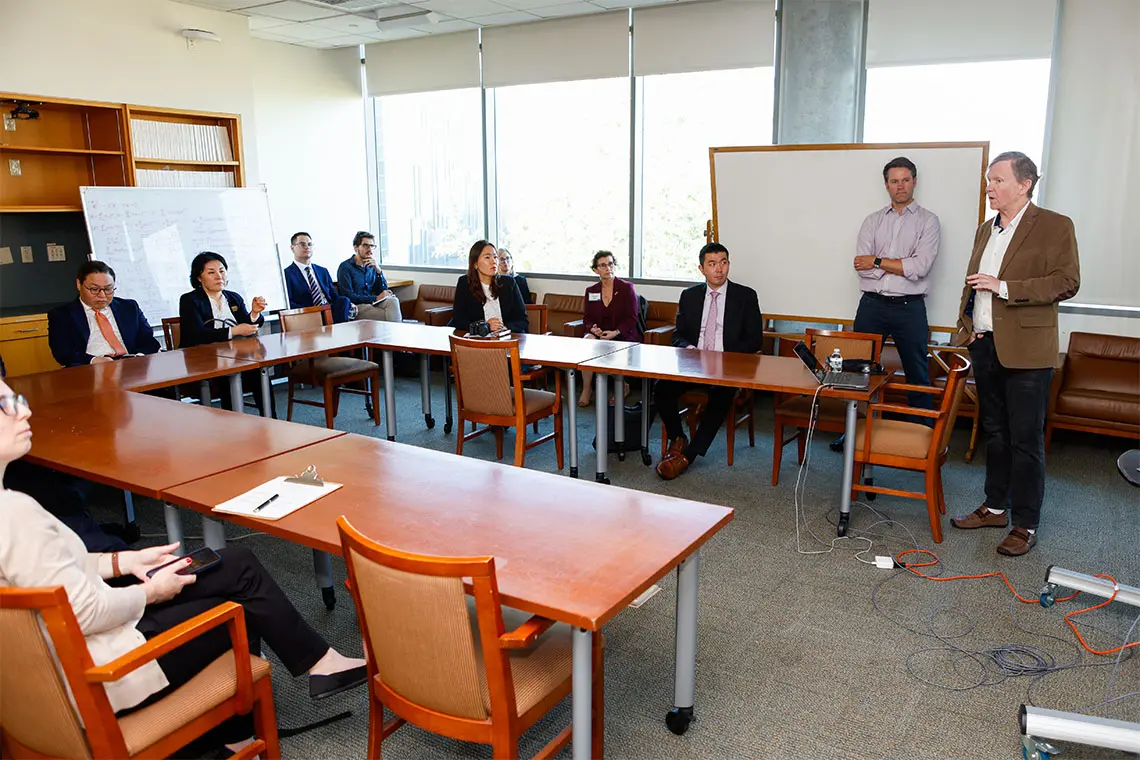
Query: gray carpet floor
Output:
[[86, 371, 1140, 759]]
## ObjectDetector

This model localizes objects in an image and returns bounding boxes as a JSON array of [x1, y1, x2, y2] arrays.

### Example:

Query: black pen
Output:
[[252, 494, 279, 513]]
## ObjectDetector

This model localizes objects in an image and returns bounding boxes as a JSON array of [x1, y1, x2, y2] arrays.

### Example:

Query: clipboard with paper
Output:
[[213, 466, 341, 521]]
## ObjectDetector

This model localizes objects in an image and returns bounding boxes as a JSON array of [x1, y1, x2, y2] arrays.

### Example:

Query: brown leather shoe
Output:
[[656, 454, 691, 480], [997, 527, 1037, 556], [950, 506, 1009, 530], [666, 436, 688, 458]]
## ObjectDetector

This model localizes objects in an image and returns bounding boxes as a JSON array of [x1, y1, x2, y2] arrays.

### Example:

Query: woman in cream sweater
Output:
[[0, 379, 366, 748]]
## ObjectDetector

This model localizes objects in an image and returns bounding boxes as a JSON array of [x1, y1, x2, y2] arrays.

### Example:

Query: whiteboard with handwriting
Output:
[[80, 186, 287, 326]]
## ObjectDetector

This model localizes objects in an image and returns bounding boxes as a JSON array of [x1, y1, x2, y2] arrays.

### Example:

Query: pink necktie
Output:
[[702, 291, 719, 350]]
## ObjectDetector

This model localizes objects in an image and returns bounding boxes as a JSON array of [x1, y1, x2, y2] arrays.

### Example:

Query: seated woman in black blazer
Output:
[[179, 251, 269, 412], [448, 240, 529, 334], [495, 247, 532, 305]]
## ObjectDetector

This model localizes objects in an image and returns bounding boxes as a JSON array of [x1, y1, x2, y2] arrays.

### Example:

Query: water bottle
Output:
[[828, 348, 843, 373]]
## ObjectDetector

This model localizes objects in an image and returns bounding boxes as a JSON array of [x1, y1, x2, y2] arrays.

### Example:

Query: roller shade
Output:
[[634, 0, 776, 76], [481, 12, 629, 88], [365, 31, 480, 97], [867, 0, 1056, 67]]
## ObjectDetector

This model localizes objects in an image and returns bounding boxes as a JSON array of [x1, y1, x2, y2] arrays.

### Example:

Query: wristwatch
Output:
[[873, 257, 882, 269]]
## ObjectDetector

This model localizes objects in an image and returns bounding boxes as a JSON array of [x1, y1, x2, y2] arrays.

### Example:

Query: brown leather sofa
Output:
[[543, 293, 586, 337], [402, 284, 456, 326], [643, 300, 677, 345], [1046, 331, 1140, 448]]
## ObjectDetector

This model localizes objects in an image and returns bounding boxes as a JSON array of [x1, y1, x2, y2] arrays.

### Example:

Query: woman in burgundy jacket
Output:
[[578, 250, 641, 406]]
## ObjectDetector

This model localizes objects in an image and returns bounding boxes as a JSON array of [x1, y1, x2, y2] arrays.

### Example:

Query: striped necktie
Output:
[[304, 266, 327, 306]]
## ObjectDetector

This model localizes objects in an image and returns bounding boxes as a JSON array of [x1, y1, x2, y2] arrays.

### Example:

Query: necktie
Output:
[[94, 310, 127, 356], [305, 267, 327, 306], [702, 290, 720, 350]]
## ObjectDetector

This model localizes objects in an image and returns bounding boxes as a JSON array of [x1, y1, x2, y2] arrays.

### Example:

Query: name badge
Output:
[[588, 292, 601, 302]]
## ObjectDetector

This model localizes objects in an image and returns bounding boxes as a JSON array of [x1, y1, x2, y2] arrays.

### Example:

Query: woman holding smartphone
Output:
[[0, 381, 367, 752]]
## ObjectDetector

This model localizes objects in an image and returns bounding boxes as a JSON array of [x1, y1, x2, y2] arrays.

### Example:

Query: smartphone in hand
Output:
[[146, 547, 223, 578]]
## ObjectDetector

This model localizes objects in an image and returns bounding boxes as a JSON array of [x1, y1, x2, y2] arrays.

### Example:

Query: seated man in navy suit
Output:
[[47, 260, 161, 367], [283, 231, 354, 323]]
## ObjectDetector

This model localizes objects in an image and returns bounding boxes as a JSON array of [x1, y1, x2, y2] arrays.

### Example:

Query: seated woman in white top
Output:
[[0, 380, 367, 752]]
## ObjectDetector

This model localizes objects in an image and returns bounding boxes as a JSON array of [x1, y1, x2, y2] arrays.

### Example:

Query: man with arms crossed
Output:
[[48, 260, 161, 367], [842, 158, 940, 445], [950, 151, 1079, 556], [283, 232, 354, 323], [337, 231, 402, 322], [655, 243, 764, 480]]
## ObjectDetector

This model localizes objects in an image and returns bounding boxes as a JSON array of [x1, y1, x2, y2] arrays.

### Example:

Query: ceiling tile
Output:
[[592, 0, 677, 7], [247, 1, 341, 21], [178, 0, 271, 9], [412, 0, 512, 17], [317, 33, 375, 45], [372, 26, 429, 39], [310, 13, 385, 33], [527, 3, 602, 18], [491, 0, 584, 7], [408, 17, 480, 33], [467, 9, 539, 24], [246, 14, 295, 29]]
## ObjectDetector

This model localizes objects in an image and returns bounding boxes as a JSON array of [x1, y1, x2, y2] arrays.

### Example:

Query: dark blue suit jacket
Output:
[[47, 298, 161, 367], [178, 289, 264, 348], [283, 262, 352, 323]]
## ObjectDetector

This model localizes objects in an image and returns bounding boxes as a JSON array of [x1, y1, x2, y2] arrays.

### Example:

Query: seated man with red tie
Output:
[[47, 260, 162, 367], [283, 231, 354, 323], [654, 243, 764, 480]]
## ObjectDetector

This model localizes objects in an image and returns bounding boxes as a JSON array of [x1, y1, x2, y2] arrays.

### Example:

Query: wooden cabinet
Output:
[[0, 315, 59, 376]]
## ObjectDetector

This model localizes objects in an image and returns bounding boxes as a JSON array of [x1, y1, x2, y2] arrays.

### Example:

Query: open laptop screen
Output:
[[793, 341, 826, 381]]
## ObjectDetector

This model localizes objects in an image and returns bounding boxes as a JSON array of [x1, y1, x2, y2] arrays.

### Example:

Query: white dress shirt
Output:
[[481, 282, 503, 325], [972, 202, 1029, 333], [82, 300, 126, 360], [206, 291, 234, 339], [697, 283, 726, 352]]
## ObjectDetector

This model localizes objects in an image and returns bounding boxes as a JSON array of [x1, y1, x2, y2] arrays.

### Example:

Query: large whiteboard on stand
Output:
[[710, 143, 989, 329], [80, 186, 287, 326]]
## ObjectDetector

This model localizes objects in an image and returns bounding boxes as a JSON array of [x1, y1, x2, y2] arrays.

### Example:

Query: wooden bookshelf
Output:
[[125, 105, 244, 188]]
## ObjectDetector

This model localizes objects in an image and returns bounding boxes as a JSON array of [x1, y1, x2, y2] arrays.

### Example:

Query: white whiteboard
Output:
[[710, 143, 988, 328], [80, 186, 288, 325]]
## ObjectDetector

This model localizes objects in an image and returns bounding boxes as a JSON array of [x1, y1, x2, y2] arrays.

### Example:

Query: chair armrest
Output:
[[425, 306, 453, 327], [867, 402, 941, 419], [885, 381, 945, 396], [401, 318, 422, 324], [500, 615, 557, 649], [563, 319, 586, 338], [644, 325, 675, 345]]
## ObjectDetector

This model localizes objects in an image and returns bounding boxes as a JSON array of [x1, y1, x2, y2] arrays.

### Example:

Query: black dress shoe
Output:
[[309, 665, 368, 700], [829, 434, 846, 452]]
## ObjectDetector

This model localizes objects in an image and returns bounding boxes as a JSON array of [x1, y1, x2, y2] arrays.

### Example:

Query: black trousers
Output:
[[853, 293, 932, 412], [655, 380, 736, 459], [968, 334, 1053, 530]]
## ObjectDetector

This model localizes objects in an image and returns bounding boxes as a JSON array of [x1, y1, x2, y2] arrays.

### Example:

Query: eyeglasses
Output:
[[293, 241, 314, 248], [83, 285, 117, 296], [0, 394, 30, 417], [593, 262, 616, 270], [358, 243, 378, 249]]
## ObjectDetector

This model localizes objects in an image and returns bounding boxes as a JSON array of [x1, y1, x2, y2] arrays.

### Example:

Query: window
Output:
[[490, 77, 630, 277], [375, 88, 484, 268], [863, 59, 1053, 168], [636, 67, 774, 280]]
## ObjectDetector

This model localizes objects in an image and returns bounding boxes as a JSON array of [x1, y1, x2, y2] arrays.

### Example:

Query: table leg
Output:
[[121, 490, 139, 543], [595, 373, 609, 484], [259, 368, 272, 418], [199, 380, 211, 407], [641, 378, 652, 466], [202, 516, 226, 550], [313, 550, 336, 610], [444, 359, 454, 435], [838, 399, 858, 536], [163, 503, 185, 555], [420, 354, 435, 429], [668, 550, 700, 735], [566, 368, 579, 478], [572, 627, 594, 760], [614, 376, 625, 462], [228, 374, 243, 413], [122, 490, 136, 523], [382, 350, 397, 441]]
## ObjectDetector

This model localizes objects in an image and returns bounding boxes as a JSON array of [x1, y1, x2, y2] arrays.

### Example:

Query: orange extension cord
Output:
[[894, 549, 1140, 657]]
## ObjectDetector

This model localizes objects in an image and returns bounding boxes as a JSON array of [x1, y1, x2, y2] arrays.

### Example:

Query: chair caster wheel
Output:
[[837, 512, 850, 537], [570, 466, 579, 478], [595, 475, 611, 485], [321, 586, 336, 611], [863, 477, 875, 500], [618, 451, 626, 462], [666, 706, 693, 735], [425, 414, 435, 429], [443, 422, 453, 435], [641, 450, 652, 466]]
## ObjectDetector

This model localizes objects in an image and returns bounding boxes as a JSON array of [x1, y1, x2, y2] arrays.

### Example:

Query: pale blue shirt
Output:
[[856, 202, 941, 296]]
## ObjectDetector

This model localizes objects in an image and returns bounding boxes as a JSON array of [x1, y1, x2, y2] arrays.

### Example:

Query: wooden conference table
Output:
[[580, 343, 890, 534]]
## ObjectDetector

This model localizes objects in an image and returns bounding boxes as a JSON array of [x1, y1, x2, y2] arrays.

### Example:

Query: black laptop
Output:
[[793, 341, 871, 390]]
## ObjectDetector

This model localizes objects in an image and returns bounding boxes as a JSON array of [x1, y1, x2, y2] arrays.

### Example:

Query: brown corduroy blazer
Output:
[[953, 203, 1080, 369]]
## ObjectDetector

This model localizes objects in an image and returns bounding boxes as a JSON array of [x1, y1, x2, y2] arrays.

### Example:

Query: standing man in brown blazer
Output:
[[949, 152, 1080, 556]]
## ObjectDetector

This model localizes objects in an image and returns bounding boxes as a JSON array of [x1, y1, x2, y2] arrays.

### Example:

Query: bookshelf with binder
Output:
[[126, 106, 244, 189]]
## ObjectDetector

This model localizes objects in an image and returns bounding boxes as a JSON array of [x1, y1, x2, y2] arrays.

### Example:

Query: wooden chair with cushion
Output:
[[849, 351, 971, 543], [0, 586, 279, 760], [280, 304, 381, 429], [160, 317, 181, 351], [337, 517, 603, 760], [771, 328, 884, 485], [450, 334, 563, 469], [659, 386, 757, 467]]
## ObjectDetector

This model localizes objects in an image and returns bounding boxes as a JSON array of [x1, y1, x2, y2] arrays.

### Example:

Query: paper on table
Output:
[[213, 476, 341, 521]]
